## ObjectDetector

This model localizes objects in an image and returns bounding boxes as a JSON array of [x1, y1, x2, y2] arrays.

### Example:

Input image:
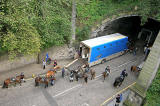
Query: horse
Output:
[[131, 66, 141, 72], [35, 76, 49, 88], [2, 74, 25, 88], [46, 70, 56, 79], [113, 76, 124, 87], [90, 69, 95, 80]]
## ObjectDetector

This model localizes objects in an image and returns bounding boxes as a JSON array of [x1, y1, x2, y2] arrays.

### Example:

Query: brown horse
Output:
[[3, 75, 25, 88], [46, 70, 56, 79], [35, 76, 49, 88], [131, 66, 141, 73], [90, 69, 95, 80]]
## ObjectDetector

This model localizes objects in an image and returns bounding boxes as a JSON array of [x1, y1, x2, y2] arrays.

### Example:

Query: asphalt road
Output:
[[0, 53, 144, 106]]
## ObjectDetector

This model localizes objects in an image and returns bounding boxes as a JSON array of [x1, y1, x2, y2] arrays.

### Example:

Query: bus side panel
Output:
[[89, 37, 128, 63], [89, 43, 110, 63]]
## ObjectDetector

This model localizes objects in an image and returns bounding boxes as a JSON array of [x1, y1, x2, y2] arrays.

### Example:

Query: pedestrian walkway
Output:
[[0, 59, 73, 85], [106, 89, 130, 106]]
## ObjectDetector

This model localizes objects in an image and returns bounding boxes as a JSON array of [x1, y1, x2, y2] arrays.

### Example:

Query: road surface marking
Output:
[[53, 84, 82, 98], [100, 82, 136, 106], [82, 103, 89, 106]]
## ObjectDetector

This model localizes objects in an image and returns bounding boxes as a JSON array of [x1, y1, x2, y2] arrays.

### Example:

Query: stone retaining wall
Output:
[[0, 45, 72, 73]]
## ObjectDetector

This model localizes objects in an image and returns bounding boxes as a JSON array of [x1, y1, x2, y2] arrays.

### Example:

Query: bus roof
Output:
[[81, 33, 127, 48]]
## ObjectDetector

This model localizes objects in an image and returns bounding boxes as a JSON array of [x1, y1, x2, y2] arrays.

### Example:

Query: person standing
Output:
[[43, 60, 46, 70], [105, 66, 110, 75], [133, 47, 137, 56], [62, 67, 65, 78], [53, 60, 57, 67], [115, 94, 122, 106], [46, 53, 49, 63], [144, 46, 150, 61]]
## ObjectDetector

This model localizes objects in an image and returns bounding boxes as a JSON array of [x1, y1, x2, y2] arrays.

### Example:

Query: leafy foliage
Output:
[[30, 0, 72, 48], [0, 0, 72, 59], [0, 0, 41, 59], [138, 0, 160, 24], [145, 68, 160, 106], [76, 26, 90, 41]]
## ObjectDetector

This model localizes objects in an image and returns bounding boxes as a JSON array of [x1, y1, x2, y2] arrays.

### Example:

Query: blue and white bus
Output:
[[80, 33, 128, 67]]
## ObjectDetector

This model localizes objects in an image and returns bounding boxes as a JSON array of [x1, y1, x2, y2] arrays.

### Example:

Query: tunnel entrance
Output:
[[97, 16, 160, 62]]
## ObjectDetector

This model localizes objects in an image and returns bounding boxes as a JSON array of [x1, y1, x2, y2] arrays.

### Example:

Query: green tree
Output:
[[0, 0, 41, 59], [0, 0, 72, 59], [145, 68, 160, 106]]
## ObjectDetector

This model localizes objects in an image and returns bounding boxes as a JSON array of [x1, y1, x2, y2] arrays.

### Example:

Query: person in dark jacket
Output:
[[62, 67, 65, 78], [115, 94, 122, 106]]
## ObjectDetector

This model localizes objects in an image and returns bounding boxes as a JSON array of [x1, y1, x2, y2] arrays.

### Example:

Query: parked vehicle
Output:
[[80, 33, 128, 67]]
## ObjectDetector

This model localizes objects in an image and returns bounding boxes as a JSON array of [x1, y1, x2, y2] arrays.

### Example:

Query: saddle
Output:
[[11, 77, 16, 82]]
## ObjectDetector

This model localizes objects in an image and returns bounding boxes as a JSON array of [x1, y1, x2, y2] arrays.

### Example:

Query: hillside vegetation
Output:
[[0, 0, 72, 59], [0, 0, 160, 59], [144, 68, 160, 106]]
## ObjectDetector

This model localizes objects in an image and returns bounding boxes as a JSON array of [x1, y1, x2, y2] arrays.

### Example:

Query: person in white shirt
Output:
[[43, 60, 46, 69]]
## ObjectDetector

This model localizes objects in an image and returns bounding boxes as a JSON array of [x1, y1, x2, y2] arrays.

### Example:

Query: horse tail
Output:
[[131, 66, 133, 71]]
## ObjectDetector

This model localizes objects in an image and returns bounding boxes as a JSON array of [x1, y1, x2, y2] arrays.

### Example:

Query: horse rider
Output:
[[105, 66, 111, 75], [53, 60, 57, 67], [70, 72, 74, 82], [121, 69, 127, 78], [20, 72, 25, 82]]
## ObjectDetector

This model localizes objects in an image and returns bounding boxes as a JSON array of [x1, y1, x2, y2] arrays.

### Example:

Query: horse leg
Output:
[[91, 75, 93, 80], [19, 80, 22, 86], [36, 82, 39, 86], [104, 75, 106, 81], [131, 66, 132, 71], [119, 82, 122, 87], [6, 83, 8, 88], [14, 82, 16, 87], [35, 82, 37, 87], [45, 82, 48, 88]]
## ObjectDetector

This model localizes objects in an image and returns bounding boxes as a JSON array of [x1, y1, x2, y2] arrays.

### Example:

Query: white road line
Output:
[[53, 84, 82, 98]]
